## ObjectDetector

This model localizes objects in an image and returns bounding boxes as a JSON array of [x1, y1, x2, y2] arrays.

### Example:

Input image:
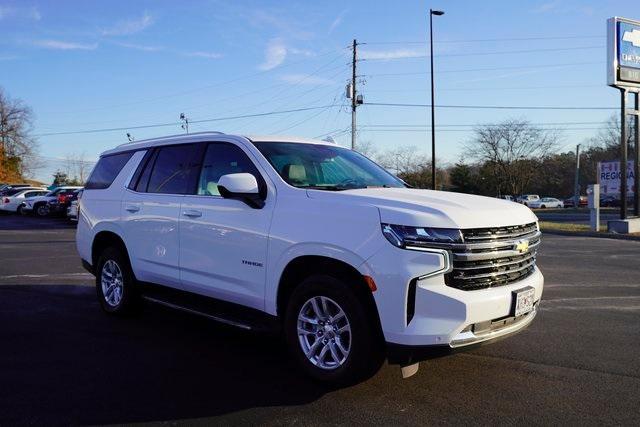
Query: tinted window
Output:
[[147, 144, 200, 194], [134, 149, 157, 192], [197, 143, 261, 196], [85, 152, 134, 190]]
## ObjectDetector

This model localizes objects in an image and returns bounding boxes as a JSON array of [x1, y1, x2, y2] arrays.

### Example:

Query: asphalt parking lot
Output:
[[1, 215, 639, 425]]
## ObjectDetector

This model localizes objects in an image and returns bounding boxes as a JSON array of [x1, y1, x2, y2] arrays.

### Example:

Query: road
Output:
[[1, 215, 639, 425]]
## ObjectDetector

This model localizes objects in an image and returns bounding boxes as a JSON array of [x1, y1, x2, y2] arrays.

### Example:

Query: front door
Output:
[[179, 141, 273, 310]]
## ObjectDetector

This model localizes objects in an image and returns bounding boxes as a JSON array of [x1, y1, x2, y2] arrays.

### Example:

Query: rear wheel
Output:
[[35, 203, 49, 217], [16, 205, 23, 215], [284, 275, 384, 384], [95, 246, 139, 315], [540, 205, 546, 209]]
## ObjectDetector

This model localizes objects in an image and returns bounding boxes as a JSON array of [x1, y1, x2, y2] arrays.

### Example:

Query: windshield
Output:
[[253, 142, 405, 191]]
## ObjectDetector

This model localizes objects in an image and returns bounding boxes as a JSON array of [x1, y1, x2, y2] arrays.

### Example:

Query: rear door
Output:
[[179, 141, 273, 310], [122, 143, 203, 289]]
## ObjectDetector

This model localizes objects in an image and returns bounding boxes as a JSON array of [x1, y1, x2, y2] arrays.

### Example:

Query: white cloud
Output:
[[259, 38, 287, 70], [102, 12, 154, 36], [184, 51, 223, 59], [532, 2, 559, 13], [328, 10, 347, 34], [114, 41, 163, 52], [0, 5, 41, 21], [33, 39, 98, 50], [359, 48, 424, 60], [280, 74, 334, 85]]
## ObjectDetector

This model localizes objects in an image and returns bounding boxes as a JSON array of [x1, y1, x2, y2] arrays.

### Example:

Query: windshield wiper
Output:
[[304, 185, 344, 191]]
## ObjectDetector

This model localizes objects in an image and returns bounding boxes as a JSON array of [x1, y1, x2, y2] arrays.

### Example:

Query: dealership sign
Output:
[[598, 161, 636, 195], [608, 17, 640, 88]]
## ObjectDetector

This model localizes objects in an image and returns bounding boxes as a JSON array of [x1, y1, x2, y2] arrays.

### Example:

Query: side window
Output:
[[147, 144, 200, 194], [197, 143, 261, 196], [85, 152, 134, 190], [128, 149, 156, 192]]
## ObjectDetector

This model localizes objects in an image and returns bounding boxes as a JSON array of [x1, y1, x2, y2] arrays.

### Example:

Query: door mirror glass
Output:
[[217, 173, 263, 208]]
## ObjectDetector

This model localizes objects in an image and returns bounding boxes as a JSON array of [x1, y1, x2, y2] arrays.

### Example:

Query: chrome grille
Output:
[[446, 222, 540, 291]]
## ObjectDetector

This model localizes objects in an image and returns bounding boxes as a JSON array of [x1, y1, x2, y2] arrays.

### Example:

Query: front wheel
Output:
[[284, 275, 384, 384]]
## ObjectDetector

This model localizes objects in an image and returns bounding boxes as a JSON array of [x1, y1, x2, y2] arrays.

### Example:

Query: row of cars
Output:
[[0, 183, 82, 220], [502, 193, 627, 209]]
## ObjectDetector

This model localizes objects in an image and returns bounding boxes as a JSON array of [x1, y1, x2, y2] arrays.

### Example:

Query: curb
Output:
[[541, 229, 640, 241]]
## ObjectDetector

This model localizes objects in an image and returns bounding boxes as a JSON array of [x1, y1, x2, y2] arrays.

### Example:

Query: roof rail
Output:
[[115, 130, 226, 148]]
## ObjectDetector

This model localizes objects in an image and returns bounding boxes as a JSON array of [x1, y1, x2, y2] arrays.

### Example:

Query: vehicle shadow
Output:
[[0, 285, 340, 425]]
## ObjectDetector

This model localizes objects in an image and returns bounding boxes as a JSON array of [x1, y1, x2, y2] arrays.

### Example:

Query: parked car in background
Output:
[[563, 196, 587, 208], [21, 186, 83, 217], [497, 195, 515, 202], [528, 197, 564, 209], [0, 188, 48, 214], [48, 188, 83, 216], [0, 184, 33, 196], [67, 199, 79, 221], [517, 194, 540, 207]]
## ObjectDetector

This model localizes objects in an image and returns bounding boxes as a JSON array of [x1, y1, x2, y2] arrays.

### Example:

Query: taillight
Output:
[[2, 198, 9, 203], [57, 195, 65, 203]]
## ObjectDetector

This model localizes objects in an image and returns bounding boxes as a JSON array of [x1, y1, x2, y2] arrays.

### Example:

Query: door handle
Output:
[[125, 205, 140, 213], [182, 209, 202, 218]]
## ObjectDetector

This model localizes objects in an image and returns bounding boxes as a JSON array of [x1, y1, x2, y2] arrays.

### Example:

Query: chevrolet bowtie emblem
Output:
[[515, 240, 529, 253]]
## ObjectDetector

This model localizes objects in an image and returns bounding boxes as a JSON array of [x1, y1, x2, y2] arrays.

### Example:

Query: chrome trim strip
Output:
[[405, 231, 541, 252], [451, 259, 536, 281], [450, 306, 537, 348], [451, 240, 540, 262], [463, 227, 539, 242], [453, 252, 537, 271]]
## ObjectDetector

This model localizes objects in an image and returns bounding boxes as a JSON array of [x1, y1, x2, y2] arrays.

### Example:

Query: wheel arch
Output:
[[275, 255, 383, 338], [91, 230, 132, 276]]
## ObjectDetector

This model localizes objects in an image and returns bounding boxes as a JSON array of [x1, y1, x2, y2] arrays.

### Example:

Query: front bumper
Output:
[[362, 244, 544, 349]]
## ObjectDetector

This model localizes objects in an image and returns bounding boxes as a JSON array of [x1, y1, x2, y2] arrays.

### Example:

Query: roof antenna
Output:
[[180, 113, 189, 134], [126, 133, 135, 142]]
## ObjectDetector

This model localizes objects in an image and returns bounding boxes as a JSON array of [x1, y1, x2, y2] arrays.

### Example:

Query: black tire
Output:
[[35, 203, 49, 217], [16, 205, 23, 215], [284, 275, 384, 384], [540, 205, 546, 209], [95, 246, 140, 315]]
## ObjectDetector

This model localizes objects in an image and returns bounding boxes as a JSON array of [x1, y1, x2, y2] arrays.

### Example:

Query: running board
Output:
[[141, 295, 253, 330], [137, 282, 280, 333]]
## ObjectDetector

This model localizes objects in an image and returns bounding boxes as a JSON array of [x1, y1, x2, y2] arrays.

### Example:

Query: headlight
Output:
[[381, 223, 462, 249]]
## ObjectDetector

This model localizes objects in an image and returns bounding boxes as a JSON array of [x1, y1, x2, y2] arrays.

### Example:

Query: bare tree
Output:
[[377, 145, 429, 175], [466, 119, 560, 195], [0, 87, 41, 181], [353, 139, 378, 159], [64, 151, 92, 184]]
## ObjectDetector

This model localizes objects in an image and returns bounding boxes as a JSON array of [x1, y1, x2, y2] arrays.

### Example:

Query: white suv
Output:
[[77, 132, 543, 383]]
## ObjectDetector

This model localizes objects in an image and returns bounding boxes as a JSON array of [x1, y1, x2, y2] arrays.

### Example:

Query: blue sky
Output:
[[1, 0, 638, 182]]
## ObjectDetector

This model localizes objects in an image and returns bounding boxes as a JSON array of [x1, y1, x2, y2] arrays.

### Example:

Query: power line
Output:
[[362, 121, 611, 128], [365, 61, 604, 77], [360, 127, 614, 133], [364, 102, 617, 111], [33, 105, 342, 137], [361, 45, 604, 60], [363, 34, 604, 45]]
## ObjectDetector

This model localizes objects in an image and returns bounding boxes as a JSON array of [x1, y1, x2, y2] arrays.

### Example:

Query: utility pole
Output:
[[351, 39, 357, 150], [573, 144, 581, 208]]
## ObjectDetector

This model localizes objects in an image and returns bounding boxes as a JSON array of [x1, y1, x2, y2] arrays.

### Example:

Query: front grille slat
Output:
[[444, 222, 539, 291]]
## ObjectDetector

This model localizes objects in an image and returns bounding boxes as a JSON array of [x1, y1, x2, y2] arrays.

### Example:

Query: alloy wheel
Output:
[[101, 260, 124, 307], [297, 296, 352, 370]]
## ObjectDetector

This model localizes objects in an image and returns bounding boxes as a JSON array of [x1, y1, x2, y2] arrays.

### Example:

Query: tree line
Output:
[[360, 116, 633, 198]]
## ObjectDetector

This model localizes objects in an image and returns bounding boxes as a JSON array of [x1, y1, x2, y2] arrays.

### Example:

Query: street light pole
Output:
[[429, 9, 444, 190]]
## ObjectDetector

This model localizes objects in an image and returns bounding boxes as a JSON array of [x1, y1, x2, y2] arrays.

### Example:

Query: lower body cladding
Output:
[[363, 245, 544, 367]]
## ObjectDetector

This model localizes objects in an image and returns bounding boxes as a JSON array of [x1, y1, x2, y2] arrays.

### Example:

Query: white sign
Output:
[[598, 161, 635, 195]]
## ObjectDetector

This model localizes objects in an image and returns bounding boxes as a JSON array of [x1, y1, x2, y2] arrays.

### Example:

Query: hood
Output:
[[306, 188, 537, 229]]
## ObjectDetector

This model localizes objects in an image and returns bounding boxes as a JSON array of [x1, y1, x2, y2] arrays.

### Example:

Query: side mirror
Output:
[[217, 173, 264, 209]]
